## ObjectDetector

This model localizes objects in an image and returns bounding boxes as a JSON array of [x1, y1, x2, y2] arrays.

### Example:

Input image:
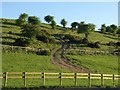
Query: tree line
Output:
[[15, 13, 119, 47]]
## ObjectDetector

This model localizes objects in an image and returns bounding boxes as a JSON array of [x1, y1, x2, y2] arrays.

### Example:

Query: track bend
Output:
[[52, 43, 89, 73]]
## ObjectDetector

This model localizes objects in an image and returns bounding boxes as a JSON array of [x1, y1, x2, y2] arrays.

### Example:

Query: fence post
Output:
[[23, 72, 26, 87], [74, 73, 77, 86], [42, 72, 45, 86], [113, 74, 115, 87], [88, 73, 91, 88], [101, 74, 104, 87], [4, 72, 8, 87], [59, 73, 62, 86]]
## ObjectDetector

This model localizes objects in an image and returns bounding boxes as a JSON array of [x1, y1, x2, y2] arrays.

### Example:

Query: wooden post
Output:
[[74, 73, 77, 86], [88, 73, 91, 87], [23, 72, 26, 87], [59, 73, 62, 86], [4, 72, 8, 87], [113, 74, 115, 87], [101, 74, 104, 87], [42, 72, 45, 86]]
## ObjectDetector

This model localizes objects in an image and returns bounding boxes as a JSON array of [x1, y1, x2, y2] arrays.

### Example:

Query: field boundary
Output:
[[1, 45, 49, 52], [1, 45, 119, 55], [1, 72, 120, 87], [64, 48, 119, 55]]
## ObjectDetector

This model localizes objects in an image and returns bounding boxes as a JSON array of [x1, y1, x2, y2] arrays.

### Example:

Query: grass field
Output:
[[1, 18, 119, 88], [64, 54, 119, 74], [2, 52, 70, 72]]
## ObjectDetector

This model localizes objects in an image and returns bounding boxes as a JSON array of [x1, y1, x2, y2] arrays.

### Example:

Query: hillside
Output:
[[1, 18, 120, 88], [1, 18, 119, 74]]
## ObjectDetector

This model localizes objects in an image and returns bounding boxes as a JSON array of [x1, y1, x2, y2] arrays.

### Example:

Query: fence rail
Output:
[[1, 72, 120, 87]]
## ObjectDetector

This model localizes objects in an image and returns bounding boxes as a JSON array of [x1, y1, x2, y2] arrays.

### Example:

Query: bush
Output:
[[14, 38, 34, 47], [64, 34, 81, 43], [80, 37, 89, 44], [36, 34, 48, 42], [87, 42, 100, 48], [8, 31, 12, 34], [36, 50, 50, 56], [106, 41, 115, 46], [36, 30, 54, 43], [115, 42, 120, 46]]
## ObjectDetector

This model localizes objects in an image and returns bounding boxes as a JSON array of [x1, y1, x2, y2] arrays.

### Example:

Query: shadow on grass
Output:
[[2, 41, 14, 46], [103, 35, 118, 40], [1, 86, 120, 90], [2, 22, 17, 27], [0, 25, 10, 28], [2, 36, 16, 40]]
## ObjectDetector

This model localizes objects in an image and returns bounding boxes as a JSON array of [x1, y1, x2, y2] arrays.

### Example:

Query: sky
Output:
[[2, 2, 118, 30]]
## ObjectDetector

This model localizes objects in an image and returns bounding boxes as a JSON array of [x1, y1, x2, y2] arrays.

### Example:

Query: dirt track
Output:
[[52, 43, 89, 73]]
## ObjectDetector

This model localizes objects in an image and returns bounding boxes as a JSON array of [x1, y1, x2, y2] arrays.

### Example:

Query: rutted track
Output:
[[52, 43, 89, 73]]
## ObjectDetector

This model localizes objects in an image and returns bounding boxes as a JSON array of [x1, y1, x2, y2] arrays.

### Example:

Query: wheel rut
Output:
[[52, 43, 89, 73]]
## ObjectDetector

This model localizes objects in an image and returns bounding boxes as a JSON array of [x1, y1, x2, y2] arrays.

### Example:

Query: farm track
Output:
[[52, 43, 89, 73]]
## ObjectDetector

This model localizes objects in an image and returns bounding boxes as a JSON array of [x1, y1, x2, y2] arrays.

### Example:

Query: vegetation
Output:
[[44, 15, 54, 24], [1, 12, 119, 88], [2, 52, 70, 72], [50, 20, 56, 30], [60, 19, 67, 28], [100, 24, 118, 35], [64, 54, 119, 74], [16, 13, 28, 27]]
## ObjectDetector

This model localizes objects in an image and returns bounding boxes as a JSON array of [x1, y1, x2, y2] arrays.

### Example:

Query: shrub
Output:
[[8, 31, 12, 34], [87, 42, 100, 48], [36, 34, 48, 42], [106, 41, 115, 46], [36, 30, 54, 43], [80, 37, 89, 44], [115, 42, 120, 46], [64, 34, 81, 43], [14, 37, 34, 47], [36, 50, 50, 56]]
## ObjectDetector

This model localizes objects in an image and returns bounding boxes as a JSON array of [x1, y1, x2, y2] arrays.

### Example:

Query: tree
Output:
[[110, 24, 118, 34], [28, 16, 40, 25], [106, 26, 112, 32], [78, 23, 89, 33], [71, 22, 78, 31], [44, 15, 54, 23], [77, 23, 90, 38], [16, 13, 28, 26], [22, 23, 40, 39], [80, 21, 85, 25], [60, 19, 67, 28], [118, 26, 120, 37], [88, 23, 95, 31], [50, 20, 56, 30], [101, 24, 106, 33]]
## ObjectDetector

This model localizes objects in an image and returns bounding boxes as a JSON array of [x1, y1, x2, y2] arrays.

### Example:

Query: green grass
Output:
[[2, 52, 70, 72], [1, 77, 119, 88], [88, 32, 118, 43], [1, 18, 119, 88], [64, 54, 119, 74]]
